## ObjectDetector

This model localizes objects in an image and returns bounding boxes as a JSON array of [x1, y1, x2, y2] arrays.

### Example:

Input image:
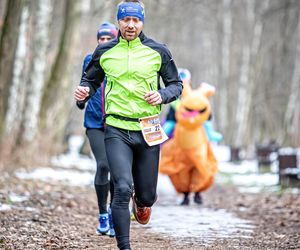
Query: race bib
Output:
[[139, 115, 168, 146]]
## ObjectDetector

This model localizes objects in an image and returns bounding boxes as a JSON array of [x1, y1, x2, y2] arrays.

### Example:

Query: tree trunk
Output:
[[284, 14, 300, 146], [18, 0, 52, 146], [39, 0, 82, 153], [235, 0, 270, 146], [218, 0, 232, 137], [4, 5, 29, 135], [2, 4, 30, 160], [0, 0, 23, 138]]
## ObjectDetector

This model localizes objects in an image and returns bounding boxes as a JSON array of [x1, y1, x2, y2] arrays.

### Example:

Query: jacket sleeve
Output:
[[80, 45, 105, 101], [82, 54, 92, 75], [157, 46, 183, 104]]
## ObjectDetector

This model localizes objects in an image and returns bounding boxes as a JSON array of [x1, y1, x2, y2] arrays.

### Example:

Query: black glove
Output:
[[76, 101, 85, 110]]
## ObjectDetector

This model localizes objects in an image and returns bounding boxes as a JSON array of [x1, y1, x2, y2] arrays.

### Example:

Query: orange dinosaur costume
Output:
[[159, 82, 218, 194]]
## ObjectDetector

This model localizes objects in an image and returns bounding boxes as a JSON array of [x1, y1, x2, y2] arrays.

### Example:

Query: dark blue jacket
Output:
[[82, 54, 105, 129]]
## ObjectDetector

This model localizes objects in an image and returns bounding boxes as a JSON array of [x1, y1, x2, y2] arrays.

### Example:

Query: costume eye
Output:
[[199, 107, 207, 114], [184, 106, 207, 113], [185, 107, 194, 112]]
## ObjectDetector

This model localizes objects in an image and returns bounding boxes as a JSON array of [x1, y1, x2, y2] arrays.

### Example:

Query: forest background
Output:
[[0, 0, 299, 169]]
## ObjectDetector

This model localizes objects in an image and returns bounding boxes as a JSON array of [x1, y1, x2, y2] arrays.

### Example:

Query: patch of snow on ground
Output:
[[16, 167, 94, 187]]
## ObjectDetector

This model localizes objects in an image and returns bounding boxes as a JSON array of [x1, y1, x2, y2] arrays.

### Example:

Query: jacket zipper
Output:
[[105, 79, 113, 111]]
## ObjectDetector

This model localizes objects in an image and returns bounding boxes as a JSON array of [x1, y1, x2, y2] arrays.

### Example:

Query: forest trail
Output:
[[1, 159, 299, 249]]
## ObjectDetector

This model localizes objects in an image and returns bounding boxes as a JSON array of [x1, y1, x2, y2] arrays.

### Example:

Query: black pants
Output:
[[86, 128, 113, 214], [105, 125, 160, 250]]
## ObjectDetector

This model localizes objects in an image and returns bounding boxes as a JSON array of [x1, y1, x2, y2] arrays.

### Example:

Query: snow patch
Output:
[[16, 167, 94, 187]]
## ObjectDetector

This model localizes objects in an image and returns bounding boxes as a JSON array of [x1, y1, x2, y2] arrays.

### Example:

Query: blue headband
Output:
[[117, 2, 144, 23]]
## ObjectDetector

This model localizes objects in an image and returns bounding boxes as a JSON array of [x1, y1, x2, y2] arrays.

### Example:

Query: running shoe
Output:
[[106, 207, 115, 237], [132, 194, 151, 225], [96, 213, 109, 235]]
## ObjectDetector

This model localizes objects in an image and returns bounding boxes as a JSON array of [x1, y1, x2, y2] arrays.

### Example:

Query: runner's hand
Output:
[[144, 91, 162, 106], [74, 86, 90, 101]]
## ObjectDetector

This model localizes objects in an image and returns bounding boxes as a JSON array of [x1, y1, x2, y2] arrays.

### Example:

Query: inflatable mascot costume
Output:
[[159, 81, 218, 205], [163, 68, 223, 143]]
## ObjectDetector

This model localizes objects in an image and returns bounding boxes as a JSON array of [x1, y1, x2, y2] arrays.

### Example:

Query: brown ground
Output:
[[0, 173, 300, 250]]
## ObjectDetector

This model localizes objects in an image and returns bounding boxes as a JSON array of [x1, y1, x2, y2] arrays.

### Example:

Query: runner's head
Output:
[[97, 22, 118, 45], [117, 0, 144, 41]]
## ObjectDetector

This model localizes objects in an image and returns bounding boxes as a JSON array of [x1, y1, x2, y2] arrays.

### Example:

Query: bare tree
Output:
[[0, 0, 23, 138], [1, 0, 300, 167], [218, 0, 232, 136], [18, 0, 52, 147], [284, 13, 300, 146], [3, 3, 30, 159], [234, 0, 270, 146], [39, 0, 82, 153]]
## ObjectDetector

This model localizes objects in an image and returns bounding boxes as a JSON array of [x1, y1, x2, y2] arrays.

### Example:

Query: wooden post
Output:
[[230, 146, 241, 162], [278, 151, 299, 188], [256, 142, 279, 173]]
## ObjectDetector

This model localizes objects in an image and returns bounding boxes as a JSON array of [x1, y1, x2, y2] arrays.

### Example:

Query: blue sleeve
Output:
[[204, 121, 223, 143], [82, 54, 93, 75]]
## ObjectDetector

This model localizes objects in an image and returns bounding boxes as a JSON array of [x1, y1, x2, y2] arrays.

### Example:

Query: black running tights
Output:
[[86, 128, 113, 214], [105, 125, 160, 250]]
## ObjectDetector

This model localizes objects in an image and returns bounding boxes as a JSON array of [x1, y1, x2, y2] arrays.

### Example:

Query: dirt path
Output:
[[1, 173, 300, 250]]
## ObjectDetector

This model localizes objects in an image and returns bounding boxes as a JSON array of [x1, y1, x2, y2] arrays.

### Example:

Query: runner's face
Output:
[[98, 35, 113, 45], [118, 17, 143, 41]]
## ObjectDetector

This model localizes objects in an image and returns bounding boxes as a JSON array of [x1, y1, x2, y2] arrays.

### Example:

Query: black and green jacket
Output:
[[80, 31, 183, 131]]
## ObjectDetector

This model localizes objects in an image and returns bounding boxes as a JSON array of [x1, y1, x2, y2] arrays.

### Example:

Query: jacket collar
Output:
[[118, 31, 146, 47]]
